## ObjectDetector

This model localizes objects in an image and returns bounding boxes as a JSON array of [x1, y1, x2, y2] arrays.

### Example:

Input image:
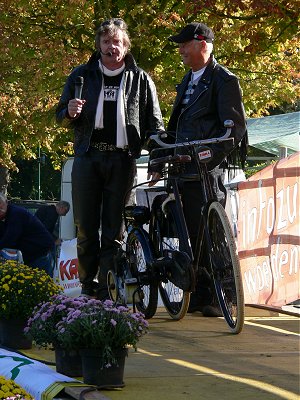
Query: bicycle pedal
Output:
[[125, 277, 138, 285]]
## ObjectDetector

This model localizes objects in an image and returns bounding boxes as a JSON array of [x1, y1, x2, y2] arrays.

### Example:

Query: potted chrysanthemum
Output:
[[0, 260, 61, 349], [25, 294, 87, 376], [57, 298, 149, 386], [25, 294, 149, 386]]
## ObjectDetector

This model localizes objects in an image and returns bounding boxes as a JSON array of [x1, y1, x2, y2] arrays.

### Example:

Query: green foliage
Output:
[[244, 159, 277, 178], [9, 156, 62, 200], [0, 0, 299, 176], [244, 161, 271, 178]]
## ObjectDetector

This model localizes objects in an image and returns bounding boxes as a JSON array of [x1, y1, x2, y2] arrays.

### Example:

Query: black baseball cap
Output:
[[169, 22, 214, 43]]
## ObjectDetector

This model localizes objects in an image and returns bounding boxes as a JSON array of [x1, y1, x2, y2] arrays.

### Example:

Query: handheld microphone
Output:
[[100, 49, 113, 57], [75, 76, 84, 99]]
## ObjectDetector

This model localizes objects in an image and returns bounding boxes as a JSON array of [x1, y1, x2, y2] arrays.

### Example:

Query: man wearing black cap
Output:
[[149, 22, 247, 316]]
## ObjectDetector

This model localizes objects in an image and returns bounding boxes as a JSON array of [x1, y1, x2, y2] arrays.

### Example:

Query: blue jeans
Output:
[[30, 252, 54, 277]]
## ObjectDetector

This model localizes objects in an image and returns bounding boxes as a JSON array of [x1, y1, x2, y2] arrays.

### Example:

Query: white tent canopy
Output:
[[247, 112, 299, 156]]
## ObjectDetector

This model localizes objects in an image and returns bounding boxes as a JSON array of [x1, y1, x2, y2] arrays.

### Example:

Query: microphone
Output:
[[100, 49, 112, 57], [75, 76, 84, 99]]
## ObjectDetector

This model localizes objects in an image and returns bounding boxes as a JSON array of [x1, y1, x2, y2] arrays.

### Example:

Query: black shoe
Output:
[[95, 287, 110, 302], [80, 281, 99, 298], [79, 293, 96, 299], [187, 293, 203, 313], [187, 292, 207, 313], [201, 304, 223, 317], [187, 303, 203, 313]]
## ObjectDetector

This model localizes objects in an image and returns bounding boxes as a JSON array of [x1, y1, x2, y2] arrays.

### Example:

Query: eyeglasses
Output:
[[100, 18, 126, 29]]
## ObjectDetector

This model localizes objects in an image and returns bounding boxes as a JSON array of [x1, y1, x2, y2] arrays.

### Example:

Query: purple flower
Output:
[[41, 313, 48, 321], [103, 299, 114, 307], [127, 321, 132, 331], [56, 304, 67, 311], [110, 319, 117, 327], [117, 306, 129, 312]]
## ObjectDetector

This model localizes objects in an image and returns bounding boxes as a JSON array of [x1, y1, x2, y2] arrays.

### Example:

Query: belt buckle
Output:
[[93, 142, 115, 151], [107, 143, 116, 151], [90, 142, 128, 152]]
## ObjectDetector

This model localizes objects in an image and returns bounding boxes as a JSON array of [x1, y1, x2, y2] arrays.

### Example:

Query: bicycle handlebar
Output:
[[149, 120, 235, 149], [150, 154, 192, 167]]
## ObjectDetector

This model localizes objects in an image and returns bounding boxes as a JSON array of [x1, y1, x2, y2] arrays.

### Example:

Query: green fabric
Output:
[[247, 112, 299, 156]]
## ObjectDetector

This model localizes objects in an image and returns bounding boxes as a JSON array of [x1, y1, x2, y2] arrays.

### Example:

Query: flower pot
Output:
[[80, 347, 127, 387], [0, 318, 32, 350], [55, 347, 82, 377]]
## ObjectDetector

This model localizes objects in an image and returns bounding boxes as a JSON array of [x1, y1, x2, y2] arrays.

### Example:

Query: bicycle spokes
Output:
[[207, 202, 244, 334]]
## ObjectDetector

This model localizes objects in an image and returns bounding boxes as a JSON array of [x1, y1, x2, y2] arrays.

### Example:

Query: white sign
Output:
[[0, 348, 76, 400], [54, 239, 81, 297]]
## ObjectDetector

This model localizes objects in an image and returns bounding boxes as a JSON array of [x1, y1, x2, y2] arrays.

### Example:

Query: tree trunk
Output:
[[0, 165, 9, 195]]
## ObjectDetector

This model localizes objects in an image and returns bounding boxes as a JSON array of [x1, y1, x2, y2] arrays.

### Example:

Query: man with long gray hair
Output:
[[56, 18, 164, 300]]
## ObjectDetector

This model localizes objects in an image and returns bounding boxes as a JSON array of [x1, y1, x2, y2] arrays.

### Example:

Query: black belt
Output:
[[90, 142, 128, 152]]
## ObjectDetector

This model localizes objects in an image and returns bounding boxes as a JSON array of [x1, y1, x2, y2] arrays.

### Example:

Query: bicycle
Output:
[[107, 120, 245, 333]]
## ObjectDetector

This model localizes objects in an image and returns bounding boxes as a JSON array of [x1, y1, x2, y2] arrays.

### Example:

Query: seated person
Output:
[[0, 193, 55, 276]]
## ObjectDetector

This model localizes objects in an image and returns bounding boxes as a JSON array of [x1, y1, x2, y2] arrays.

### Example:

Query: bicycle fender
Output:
[[129, 228, 155, 263]]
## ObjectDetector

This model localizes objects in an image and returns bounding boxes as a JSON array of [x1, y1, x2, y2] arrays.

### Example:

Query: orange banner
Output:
[[237, 152, 300, 308]]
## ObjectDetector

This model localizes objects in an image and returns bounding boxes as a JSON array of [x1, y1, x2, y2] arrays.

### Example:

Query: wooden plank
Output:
[[64, 386, 111, 400]]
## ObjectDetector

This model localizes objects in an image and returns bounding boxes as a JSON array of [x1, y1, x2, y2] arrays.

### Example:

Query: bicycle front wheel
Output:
[[152, 200, 191, 320], [207, 202, 244, 334], [127, 229, 158, 319]]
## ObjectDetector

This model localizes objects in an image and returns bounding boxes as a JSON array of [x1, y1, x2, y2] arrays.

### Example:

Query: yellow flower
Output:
[[2, 384, 9, 392], [0, 260, 61, 319], [0, 375, 33, 399], [3, 284, 9, 291]]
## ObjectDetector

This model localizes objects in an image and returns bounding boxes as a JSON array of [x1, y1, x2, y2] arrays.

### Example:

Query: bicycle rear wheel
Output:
[[152, 199, 191, 320], [127, 229, 158, 319], [207, 202, 244, 334]]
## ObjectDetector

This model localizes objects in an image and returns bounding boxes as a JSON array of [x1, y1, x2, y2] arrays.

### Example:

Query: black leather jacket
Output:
[[168, 56, 247, 169], [56, 52, 164, 158]]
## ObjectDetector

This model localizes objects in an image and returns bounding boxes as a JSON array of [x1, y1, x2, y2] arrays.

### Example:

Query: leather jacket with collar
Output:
[[56, 52, 164, 158], [167, 56, 247, 169]]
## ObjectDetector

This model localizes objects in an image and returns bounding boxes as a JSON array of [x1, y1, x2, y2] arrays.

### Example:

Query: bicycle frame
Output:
[[117, 120, 244, 326], [148, 125, 235, 283], [147, 121, 245, 332]]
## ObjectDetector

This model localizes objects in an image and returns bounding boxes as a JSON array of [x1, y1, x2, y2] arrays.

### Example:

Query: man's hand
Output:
[[147, 172, 161, 187], [68, 99, 86, 118]]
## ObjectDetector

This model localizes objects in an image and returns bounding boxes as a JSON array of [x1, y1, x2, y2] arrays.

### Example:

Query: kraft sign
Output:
[[237, 152, 299, 307]]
